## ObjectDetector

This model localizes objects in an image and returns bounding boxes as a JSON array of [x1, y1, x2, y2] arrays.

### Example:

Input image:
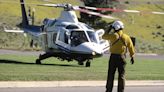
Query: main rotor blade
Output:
[[77, 9, 117, 19], [79, 6, 164, 15], [37, 4, 65, 7]]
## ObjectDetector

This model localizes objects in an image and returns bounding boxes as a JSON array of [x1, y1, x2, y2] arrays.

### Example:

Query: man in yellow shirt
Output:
[[104, 21, 135, 92]]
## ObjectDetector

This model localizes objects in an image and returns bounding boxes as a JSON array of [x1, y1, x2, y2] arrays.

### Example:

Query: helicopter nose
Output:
[[77, 42, 104, 57], [83, 43, 103, 56], [91, 51, 103, 57]]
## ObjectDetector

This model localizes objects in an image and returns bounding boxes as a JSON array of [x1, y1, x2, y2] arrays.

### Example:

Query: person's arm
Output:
[[103, 31, 116, 40], [103, 26, 115, 40], [127, 36, 135, 64]]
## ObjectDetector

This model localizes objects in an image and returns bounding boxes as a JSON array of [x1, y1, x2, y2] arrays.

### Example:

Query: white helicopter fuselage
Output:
[[37, 10, 109, 60]]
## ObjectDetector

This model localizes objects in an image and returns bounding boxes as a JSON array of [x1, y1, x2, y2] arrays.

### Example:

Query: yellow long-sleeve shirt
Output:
[[104, 30, 135, 57]]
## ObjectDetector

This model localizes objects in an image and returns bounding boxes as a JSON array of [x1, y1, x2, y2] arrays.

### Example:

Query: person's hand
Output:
[[130, 57, 134, 65]]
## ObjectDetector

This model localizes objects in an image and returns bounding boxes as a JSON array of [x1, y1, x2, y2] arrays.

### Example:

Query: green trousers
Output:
[[106, 54, 126, 92]]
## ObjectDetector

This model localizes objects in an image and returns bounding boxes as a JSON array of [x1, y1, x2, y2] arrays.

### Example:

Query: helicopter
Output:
[[3, 0, 113, 67], [3, 0, 164, 67]]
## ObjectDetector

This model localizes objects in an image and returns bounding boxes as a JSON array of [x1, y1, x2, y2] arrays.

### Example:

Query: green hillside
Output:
[[0, 0, 79, 25], [0, 0, 164, 53], [120, 0, 164, 53]]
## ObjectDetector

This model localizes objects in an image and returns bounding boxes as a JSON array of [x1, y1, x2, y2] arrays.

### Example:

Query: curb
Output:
[[0, 81, 164, 88], [136, 53, 158, 56]]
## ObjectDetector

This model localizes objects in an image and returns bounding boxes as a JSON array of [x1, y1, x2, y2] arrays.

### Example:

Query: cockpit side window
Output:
[[71, 31, 88, 46]]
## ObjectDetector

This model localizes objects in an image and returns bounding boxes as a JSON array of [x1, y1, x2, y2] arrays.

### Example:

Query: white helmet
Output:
[[112, 20, 124, 31]]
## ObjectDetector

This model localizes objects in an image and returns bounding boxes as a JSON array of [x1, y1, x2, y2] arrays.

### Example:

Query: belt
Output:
[[111, 53, 126, 58]]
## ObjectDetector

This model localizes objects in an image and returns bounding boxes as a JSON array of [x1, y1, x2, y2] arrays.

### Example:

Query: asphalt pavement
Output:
[[0, 80, 164, 92], [0, 86, 164, 92], [0, 81, 164, 88], [0, 49, 164, 60]]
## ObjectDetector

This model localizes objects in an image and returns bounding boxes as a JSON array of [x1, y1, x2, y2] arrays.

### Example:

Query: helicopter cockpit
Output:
[[70, 30, 89, 46], [64, 24, 98, 47], [70, 30, 100, 47]]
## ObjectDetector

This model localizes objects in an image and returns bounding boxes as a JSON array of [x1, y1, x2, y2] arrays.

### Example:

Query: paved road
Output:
[[0, 86, 164, 92], [0, 49, 43, 56]]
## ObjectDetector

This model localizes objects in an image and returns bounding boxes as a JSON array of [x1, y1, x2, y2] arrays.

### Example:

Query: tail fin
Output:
[[20, 0, 29, 26]]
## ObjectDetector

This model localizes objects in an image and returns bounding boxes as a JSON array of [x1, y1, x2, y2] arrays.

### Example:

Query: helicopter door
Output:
[[95, 29, 105, 44], [56, 30, 70, 53], [47, 32, 58, 49], [40, 32, 48, 51], [96, 29, 109, 52]]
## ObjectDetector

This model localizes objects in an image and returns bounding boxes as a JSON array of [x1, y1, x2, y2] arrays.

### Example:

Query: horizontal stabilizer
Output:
[[3, 27, 24, 33]]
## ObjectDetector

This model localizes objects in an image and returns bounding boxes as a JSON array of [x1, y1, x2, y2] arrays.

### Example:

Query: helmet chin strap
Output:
[[114, 28, 123, 32]]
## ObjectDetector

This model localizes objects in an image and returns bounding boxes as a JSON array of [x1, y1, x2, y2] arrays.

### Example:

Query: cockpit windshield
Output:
[[71, 31, 88, 46], [87, 31, 98, 43]]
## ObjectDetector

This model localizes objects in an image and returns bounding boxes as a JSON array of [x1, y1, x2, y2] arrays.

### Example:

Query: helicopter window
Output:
[[58, 31, 69, 44], [59, 31, 65, 42], [53, 33, 57, 44], [71, 31, 88, 46], [66, 25, 79, 29], [64, 32, 69, 44], [87, 31, 98, 43]]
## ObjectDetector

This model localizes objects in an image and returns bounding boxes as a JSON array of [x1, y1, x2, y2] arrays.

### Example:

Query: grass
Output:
[[126, 58, 164, 80], [0, 54, 164, 81]]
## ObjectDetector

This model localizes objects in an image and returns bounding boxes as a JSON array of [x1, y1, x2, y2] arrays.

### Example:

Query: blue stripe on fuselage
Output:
[[23, 25, 41, 33], [55, 44, 71, 54]]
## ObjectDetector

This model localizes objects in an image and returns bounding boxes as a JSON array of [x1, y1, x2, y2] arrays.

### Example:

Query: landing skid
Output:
[[85, 61, 91, 67], [36, 59, 41, 64], [78, 60, 91, 67], [35, 52, 91, 67], [36, 52, 54, 64]]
